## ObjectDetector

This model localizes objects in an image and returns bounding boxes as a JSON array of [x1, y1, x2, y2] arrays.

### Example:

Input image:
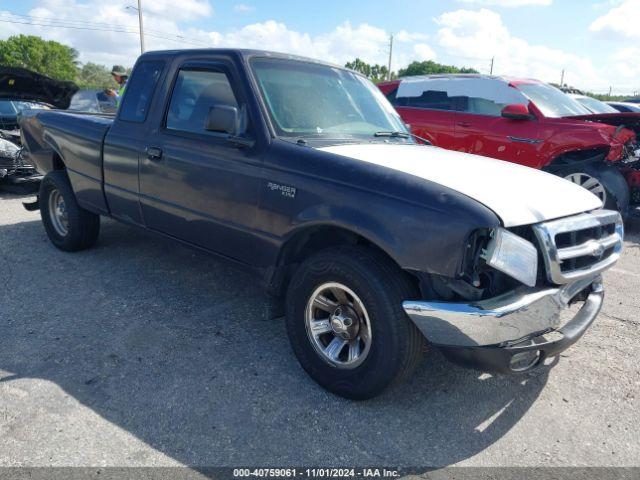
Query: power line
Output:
[[0, 12, 212, 48], [0, 11, 197, 38]]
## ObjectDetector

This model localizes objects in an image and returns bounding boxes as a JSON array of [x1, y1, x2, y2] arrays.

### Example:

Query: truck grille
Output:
[[533, 210, 623, 284]]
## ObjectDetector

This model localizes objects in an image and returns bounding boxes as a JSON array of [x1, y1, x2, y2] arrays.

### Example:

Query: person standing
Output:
[[106, 65, 129, 106]]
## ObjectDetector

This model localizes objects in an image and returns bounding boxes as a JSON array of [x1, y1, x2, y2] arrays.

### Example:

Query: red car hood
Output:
[[565, 113, 640, 134]]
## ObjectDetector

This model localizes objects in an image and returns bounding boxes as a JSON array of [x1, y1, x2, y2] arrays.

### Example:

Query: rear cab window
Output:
[[118, 60, 165, 123]]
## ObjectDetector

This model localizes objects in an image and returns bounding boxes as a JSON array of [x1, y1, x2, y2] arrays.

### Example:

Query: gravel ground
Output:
[[0, 193, 639, 469]]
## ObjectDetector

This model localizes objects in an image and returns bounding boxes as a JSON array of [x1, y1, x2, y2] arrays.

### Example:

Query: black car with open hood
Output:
[[0, 67, 78, 192], [0, 67, 78, 109]]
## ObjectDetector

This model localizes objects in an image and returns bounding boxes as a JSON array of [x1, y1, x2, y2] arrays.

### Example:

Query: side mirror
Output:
[[501, 103, 531, 120], [205, 105, 239, 134]]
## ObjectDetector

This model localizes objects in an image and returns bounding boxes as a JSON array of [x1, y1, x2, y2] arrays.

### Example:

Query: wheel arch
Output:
[[546, 147, 609, 172], [269, 222, 419, 298]]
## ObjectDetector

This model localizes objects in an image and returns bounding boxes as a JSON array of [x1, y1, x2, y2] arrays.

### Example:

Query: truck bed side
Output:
[[20, 109, 113, 214]]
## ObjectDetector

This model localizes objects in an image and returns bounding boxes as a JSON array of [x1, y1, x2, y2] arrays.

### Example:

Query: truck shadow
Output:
[[0, 217, 553, 467]]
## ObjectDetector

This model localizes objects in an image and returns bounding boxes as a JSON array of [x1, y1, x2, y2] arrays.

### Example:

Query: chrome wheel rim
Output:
[[48, 189, 69, 236], [304, 282, 372, 369], [565, 173, 607, 203]]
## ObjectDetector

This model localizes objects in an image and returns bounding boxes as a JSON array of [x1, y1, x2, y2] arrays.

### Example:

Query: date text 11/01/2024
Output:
[[233, 468, 400, 478]]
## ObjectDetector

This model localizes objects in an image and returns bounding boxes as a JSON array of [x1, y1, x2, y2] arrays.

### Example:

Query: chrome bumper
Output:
[[402, 276, 603, 348]]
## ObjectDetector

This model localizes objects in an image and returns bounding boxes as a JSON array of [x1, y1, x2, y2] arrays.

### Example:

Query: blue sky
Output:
[[1, 0, 639, 94]]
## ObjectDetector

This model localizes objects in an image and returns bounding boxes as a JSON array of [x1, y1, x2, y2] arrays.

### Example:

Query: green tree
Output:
[[397, 60, 479, 77], [345, 58, 395, 83], [0, 35, 79, 81], [77, 62, 118, 90]]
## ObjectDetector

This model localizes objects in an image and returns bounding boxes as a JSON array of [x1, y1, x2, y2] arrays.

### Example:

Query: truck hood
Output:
[[0, 67, 78, 109], [317, 143, 602, 227]]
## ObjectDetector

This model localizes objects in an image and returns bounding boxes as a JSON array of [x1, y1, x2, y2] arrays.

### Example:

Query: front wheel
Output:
[[285, 246, 424, 400], [39, 170, 100, 251], [560, 163, 629, 214]]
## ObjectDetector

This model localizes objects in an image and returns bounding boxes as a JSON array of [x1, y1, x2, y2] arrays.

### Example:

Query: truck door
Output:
[[139, 60, 263, 263], [453, 78, 547, 169], [103, 60, 166, 225]]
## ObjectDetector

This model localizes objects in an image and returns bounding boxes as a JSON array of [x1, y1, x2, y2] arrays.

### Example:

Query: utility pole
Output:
[[490, 57, 494, 75], [387, 34, 393, 81], [608, 86, 612, 97], [137, 0, 145, 54], [560, 69, 565, 87]]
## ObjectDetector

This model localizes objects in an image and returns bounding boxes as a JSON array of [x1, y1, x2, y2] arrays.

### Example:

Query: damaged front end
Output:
[[0, 67, 78, 194], [567, 113, 640, 208], [0, 129, 41, 193], [403, 210, 623, 374]]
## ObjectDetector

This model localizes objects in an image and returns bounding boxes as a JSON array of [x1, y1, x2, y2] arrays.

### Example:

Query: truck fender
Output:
[[290, 204, 403, 264]]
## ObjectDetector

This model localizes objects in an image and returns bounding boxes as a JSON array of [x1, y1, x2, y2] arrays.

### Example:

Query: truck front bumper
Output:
[[403, 276, 603, 374]]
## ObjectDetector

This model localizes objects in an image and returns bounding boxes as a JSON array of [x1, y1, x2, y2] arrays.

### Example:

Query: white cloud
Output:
[[434, 8, 604, 87], [210, 21, 427, 71], [0, 2, 434, 74], [589, 0, 640, 39], [233, 4, 255, 13], [413, 44, 437, 61], [611, 47, 640, 78], [456, 0, 552, 6], [140, 0, 213, 21], [0, 0, 215, 66], [588, 0, 640, 91], [395, 30, 429, 43]]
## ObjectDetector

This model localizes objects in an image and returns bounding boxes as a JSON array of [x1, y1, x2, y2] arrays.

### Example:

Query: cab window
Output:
[[166, 69, 239, 136], [119, 60, 164, 123]]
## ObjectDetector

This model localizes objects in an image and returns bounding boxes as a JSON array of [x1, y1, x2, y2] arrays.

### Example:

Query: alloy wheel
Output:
[[304, 282, 372, 369], [565, 172, 607, 204]]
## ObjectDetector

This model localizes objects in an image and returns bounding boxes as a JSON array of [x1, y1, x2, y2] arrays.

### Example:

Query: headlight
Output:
[[482, 228, 538, 287], [0, 137, 20, 159]]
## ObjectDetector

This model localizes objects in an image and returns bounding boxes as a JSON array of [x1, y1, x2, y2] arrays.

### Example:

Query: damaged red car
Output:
[[378, 75, 640, 215]]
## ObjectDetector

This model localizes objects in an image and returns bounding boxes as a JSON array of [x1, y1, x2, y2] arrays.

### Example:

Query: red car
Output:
[[378, 75, 640, 214]]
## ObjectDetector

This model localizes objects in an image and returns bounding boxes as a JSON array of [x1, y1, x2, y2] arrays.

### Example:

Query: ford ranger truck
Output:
[[19, 50, 624, 400]]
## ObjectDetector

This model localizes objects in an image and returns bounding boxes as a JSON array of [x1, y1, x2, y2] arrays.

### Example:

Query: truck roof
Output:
[[137, 48, 345, 70]]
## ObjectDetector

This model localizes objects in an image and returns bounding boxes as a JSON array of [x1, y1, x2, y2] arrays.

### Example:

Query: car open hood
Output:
[[565, 112, 640, 135], [0, 67, 78, 109], [317, 143, 602, 227]]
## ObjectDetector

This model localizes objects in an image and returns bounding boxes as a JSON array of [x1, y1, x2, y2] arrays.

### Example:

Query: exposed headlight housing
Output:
[[0, 137, 20, 159], [482, 228, 538, 287]]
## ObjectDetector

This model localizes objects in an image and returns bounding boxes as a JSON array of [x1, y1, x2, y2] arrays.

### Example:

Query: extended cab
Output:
[[379, 75, 640, 215], [19, 50, 623, 399]]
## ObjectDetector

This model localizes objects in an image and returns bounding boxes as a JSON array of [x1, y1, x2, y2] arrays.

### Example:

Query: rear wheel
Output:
[[39, 170, 100, 251], [285, 246, 424, 400]]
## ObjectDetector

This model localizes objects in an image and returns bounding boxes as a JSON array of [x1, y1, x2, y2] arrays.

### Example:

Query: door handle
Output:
[[146, 146, 163, 161], [457, 122, 471, 128]]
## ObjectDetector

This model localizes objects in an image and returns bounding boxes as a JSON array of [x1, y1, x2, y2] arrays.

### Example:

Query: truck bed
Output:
[[20, 109, 113, 213]]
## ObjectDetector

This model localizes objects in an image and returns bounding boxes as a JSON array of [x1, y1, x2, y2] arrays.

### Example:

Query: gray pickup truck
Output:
[[18, 49, 623, 399]]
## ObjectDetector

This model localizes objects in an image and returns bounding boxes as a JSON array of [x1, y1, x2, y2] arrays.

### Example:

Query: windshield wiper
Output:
[[374, 131, 432, 145]]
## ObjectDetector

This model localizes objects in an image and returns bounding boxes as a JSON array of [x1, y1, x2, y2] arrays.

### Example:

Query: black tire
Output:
[[39, 170, 100, 251], [558, 163, 630, 215], [285, 246, 424, 400]]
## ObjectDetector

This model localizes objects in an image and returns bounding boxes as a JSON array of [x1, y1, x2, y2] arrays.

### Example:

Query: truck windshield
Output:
[[251, 58, 410, 141], [517, 83, 592, 118]]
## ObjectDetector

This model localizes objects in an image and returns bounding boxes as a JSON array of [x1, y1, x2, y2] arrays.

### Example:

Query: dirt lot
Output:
[[0, 193, 639, 469]]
